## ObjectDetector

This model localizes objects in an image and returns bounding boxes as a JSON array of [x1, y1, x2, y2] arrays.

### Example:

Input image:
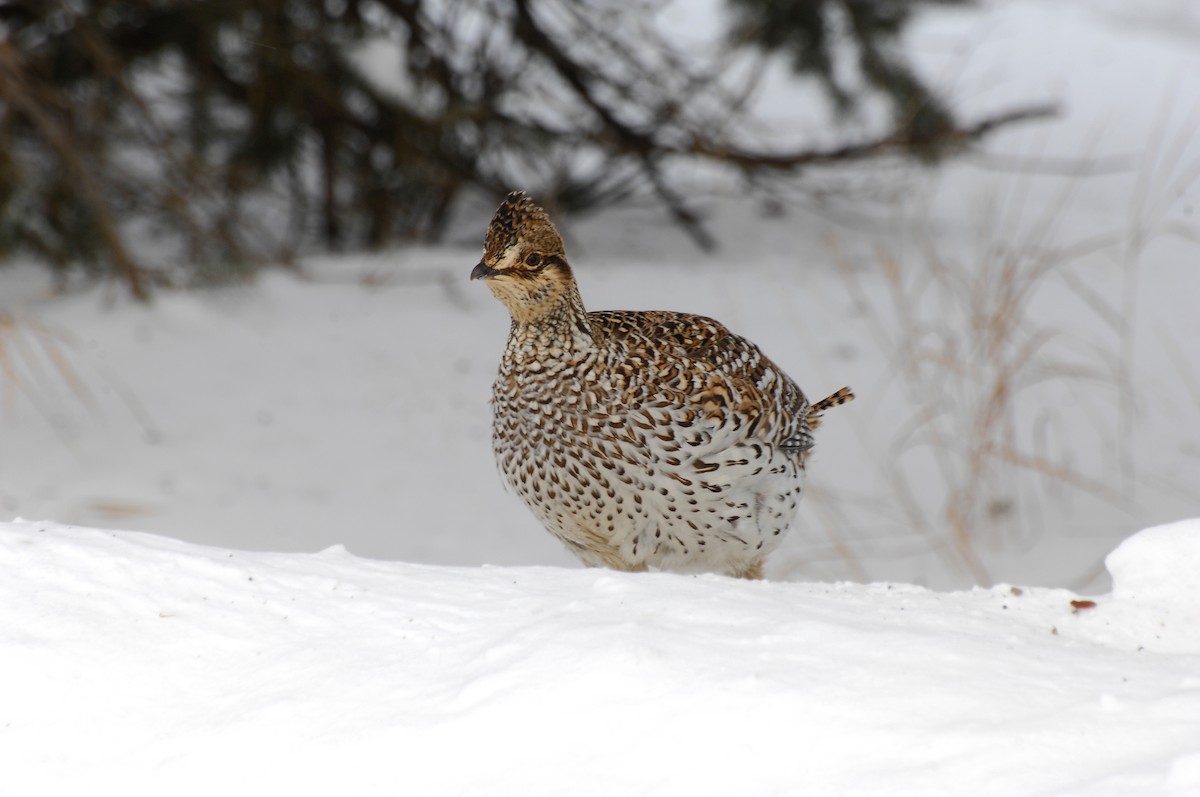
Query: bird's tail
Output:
[[806, 386, 854, 429]]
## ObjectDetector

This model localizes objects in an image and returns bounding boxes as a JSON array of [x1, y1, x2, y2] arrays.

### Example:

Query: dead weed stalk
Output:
[[0, 310, 157, 446], [832, 212, 1130, 584]]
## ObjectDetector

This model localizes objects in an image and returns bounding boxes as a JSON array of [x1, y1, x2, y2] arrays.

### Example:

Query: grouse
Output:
[[472, 191, 852, 579]]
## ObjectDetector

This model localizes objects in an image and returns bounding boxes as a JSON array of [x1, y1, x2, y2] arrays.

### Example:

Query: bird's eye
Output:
[[524, 252, 543, 267]]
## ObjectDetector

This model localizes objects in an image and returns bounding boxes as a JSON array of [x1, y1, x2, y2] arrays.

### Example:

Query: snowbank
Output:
[[1107, 518, 1200, 605], [2, 519, 1198, 796]]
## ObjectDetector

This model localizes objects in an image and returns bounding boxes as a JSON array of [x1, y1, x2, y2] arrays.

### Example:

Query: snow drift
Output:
[[2, 518, 1198, 796]]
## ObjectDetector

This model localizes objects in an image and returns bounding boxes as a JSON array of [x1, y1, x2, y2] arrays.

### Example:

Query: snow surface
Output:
[[2, 518, 1199, 796], [3, 3, 1200, 791], [4, 3, 1198, 791]]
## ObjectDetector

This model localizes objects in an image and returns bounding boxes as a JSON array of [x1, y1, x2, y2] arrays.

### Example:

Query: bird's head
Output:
[[470, 191, 578, 324]]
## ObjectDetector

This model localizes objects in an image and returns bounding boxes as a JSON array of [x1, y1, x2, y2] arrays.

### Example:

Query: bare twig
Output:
[[0, 43, 149, 300]]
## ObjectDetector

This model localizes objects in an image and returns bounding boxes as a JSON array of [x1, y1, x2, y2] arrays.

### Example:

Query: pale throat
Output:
[[502, 281, 595, 364]]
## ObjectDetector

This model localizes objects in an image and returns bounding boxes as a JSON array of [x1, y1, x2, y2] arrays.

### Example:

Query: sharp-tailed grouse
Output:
[[471, 191, 852, 579]]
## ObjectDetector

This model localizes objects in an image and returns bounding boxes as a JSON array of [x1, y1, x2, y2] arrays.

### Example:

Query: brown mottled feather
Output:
[[473, 191, 853, 578]]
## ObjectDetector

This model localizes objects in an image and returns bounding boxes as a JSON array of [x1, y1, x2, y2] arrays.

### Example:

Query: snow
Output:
[[1107, 519, 1200, 607], [2, 518, 1199, 796], [3, 2, 1200, 791]]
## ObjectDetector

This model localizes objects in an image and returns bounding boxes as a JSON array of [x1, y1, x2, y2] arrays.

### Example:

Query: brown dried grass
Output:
[[0, 310, 95, 443], [0, 310, 158, 447], [824, 105, 1200, 585], [829, 188, 1134, 584]]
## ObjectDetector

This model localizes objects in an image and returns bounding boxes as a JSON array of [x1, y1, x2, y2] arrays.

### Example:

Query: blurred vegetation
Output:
[[727, 0, 968, 153], [0, 0, 1047, 298]]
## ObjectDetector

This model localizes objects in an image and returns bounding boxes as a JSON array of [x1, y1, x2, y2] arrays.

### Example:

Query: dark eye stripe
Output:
[[510, 252, 570, 280]]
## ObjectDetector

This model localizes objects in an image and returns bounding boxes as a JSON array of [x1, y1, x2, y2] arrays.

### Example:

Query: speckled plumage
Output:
[[472, 191, 853, 578]]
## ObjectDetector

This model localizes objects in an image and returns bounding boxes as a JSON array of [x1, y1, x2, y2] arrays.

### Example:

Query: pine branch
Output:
[[683, 103, 1060, 171]]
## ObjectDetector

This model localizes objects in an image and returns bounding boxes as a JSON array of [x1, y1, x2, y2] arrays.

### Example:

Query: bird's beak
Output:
[[471, 262, 500, 281]]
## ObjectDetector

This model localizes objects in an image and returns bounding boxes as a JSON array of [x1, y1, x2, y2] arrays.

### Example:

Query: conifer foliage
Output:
[[0, 0, 1033, 298]]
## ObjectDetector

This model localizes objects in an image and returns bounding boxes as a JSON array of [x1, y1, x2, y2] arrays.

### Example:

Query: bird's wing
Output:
[[588, 311, 811, 450]]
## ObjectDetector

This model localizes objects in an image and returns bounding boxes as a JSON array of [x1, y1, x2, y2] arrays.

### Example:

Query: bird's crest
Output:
[[483, 191, 564, 265]]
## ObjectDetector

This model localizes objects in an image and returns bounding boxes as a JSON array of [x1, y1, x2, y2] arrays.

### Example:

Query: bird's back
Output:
[[586, 310, 812, 453]]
